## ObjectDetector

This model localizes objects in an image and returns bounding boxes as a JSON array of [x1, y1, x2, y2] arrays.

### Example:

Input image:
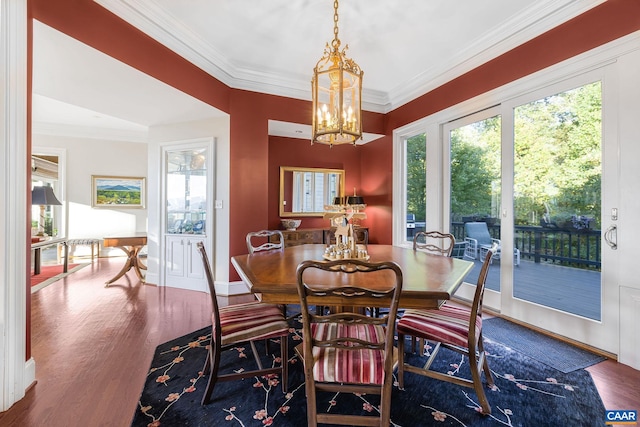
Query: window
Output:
[[449, 114, 502, 242], [404, 133, 426, 241]]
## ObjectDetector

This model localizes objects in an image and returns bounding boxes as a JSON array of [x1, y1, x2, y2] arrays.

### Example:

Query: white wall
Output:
[[33, 114, 234, 293], [33, 134, 148, 256], [147, 116, 232, 292]]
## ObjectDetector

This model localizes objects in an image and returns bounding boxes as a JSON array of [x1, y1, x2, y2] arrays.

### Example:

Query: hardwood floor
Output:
[[0, 257, 638, 426]]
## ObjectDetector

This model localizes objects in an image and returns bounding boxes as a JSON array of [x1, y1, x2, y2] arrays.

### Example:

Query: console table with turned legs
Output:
[[103, 235, 147, 286]]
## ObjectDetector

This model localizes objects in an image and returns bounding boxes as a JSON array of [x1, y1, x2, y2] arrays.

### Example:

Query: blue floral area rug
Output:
[[131, 322, 606, 426]]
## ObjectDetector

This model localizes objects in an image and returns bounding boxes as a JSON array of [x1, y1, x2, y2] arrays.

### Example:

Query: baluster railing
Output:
[[451, 222, 601, 270]]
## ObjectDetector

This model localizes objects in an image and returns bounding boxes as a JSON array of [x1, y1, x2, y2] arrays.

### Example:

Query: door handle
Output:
[[604, 225, 617, 250]]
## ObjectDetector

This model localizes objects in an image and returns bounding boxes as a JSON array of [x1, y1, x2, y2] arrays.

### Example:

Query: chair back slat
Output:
[[413, 230, 455, 256], [246, 230, 285, 254]]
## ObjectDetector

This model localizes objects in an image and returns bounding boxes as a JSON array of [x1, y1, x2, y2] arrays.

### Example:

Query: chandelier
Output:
[[311, 0, 363, 147]]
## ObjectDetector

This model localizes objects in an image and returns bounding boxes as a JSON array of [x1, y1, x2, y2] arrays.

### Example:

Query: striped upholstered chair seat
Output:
[[196, 242, 289, 406], [296, 259, 403, 426], [397, 245, 497, 415], [218, 301, 289, 346], [397, 304, 482, 348], [310, 323, 387, 385]]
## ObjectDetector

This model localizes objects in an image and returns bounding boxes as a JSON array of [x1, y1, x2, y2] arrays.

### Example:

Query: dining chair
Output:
[[413, 230, 455, 256], [397, 244, 497, 415], [405, 230, 456, 351], [246, 229, 285, 254], [370, 230, 455, 320], [245, 229, 303, 320], [196, 242, 289, 405], [296, 259, 403, 427]]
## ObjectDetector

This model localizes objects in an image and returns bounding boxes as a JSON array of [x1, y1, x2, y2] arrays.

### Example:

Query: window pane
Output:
[[450, 115, 501, 287], [513, 81, 602, 320], [405, 133, 426, 241], [450, 115, 501, 242]]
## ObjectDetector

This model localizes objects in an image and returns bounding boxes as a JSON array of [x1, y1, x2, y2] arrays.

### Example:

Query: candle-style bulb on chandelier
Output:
[[311, 0, 363, 147]]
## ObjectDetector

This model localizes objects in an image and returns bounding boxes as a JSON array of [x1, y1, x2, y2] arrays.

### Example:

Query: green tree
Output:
[[406, 134, 426, 222], [450, 116, 500, 220], [514, 82, 601, 227]]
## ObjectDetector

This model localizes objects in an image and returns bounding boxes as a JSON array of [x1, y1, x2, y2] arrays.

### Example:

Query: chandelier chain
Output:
[[332, 0, 340, 49]]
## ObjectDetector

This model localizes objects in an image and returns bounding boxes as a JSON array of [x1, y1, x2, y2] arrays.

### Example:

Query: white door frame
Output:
[[442, 106, 504, 312], [393, 33, 639, 358], [499, 67, 619, 354], [159, 137, 215, 291], [1, 0, 32, 410]]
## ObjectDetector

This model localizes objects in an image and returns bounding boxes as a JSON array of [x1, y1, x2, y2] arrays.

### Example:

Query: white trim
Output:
[[1, 0, 31, 410], [159, 137, 215, 290], [393, 32, 640, 247], [215, 280, 251, 297], [387, 0, 607, 111], [392, 31, 640, 356], [93, 0, 604, 113]]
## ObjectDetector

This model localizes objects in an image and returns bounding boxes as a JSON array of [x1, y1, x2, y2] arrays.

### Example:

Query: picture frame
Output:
[[91, 175, 146, 208]]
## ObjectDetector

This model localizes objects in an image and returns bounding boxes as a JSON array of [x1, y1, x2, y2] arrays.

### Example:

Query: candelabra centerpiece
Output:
[[323, 189, 367, 260]]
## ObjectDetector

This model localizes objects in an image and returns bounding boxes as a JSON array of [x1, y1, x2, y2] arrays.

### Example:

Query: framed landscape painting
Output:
[[92, 175, 146, 208]]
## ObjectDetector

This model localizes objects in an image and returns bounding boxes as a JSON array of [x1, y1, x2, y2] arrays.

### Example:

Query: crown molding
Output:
[[94, 0, 237, 85], [386, 0, 606, 111], [94, 0, 604, 114]]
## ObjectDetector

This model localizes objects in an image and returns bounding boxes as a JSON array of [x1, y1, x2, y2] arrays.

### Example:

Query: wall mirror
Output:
[[280, 166, 344, 217]]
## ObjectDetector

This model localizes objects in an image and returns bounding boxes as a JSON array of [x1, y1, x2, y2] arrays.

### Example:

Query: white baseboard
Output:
[[24, 357, 36, 391], [215, 280, 251, 296], [145, 277, 250, 296], [144, 273, 159, 285]]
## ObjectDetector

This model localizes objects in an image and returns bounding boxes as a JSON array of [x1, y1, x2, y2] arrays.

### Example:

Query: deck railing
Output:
[[450, 222, 601, 270]]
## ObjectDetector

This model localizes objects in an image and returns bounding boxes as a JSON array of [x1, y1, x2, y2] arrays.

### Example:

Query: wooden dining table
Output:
[[231, 244, 474, 309]]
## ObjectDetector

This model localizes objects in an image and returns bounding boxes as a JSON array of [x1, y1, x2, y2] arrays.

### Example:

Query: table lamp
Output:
[[32, 186, 62, 236]]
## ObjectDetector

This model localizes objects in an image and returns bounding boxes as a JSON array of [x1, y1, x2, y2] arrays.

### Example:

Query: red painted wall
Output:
[[227, 91, 385, 278], [268, 136, 363, 230], [360, 136, 394, 244], [367, 0, 640, 246], [386, 0, 640, 131], [30, 0, 640, 281], [31, 0, 231, 113]]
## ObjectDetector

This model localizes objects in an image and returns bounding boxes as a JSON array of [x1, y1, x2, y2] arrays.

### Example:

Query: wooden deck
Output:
[[466, 258, 601, 320]]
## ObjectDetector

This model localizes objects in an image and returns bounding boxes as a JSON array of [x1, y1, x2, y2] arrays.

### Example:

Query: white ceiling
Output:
[[32, 0, 604, 142]]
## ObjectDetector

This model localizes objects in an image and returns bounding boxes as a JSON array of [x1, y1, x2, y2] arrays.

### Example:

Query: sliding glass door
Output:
[[512, 82, 602, 320], [442, 72, 618, 353], [444, 107, 503, 309], [503, 72, 618, 353]]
